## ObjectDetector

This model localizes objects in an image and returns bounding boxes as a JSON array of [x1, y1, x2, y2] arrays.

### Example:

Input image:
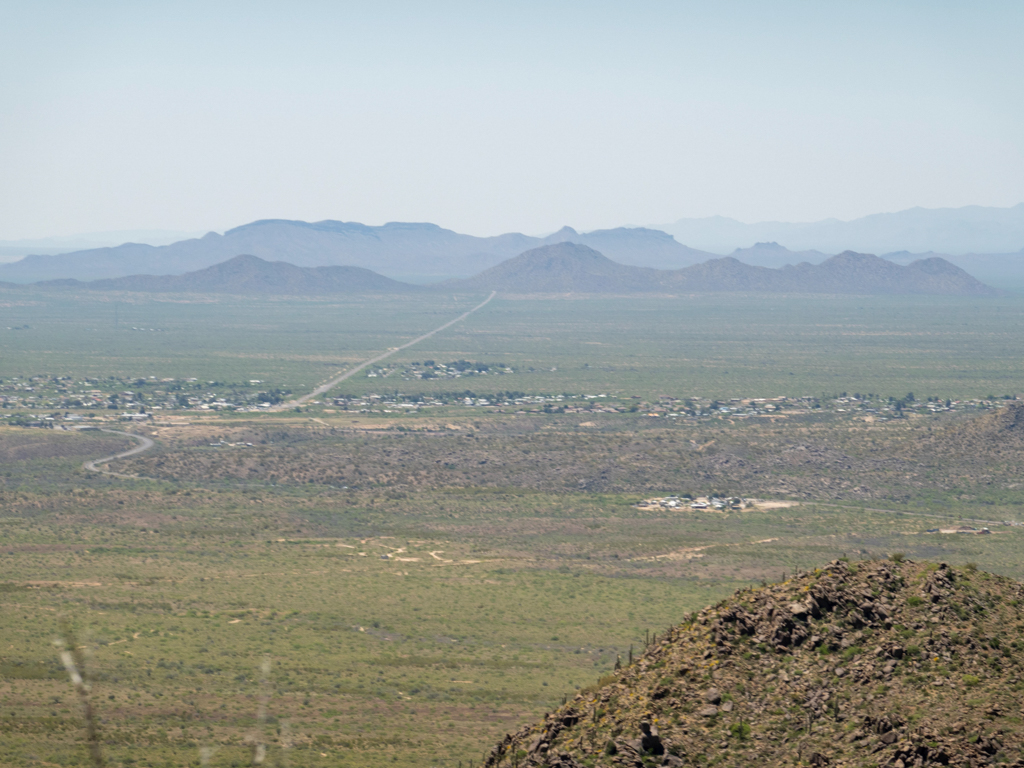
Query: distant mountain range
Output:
[[454, 243, 663, 293], [0, 229, 205, 264], [0, 220, 714, 285], [455, 243, 997, 296], [729, 242, 1024, 290], [36, 254, 417, 295], [0, 224, 868, 282], [16, 245, 996, 297], [2, 211, 1023, 289], [658, 204, 1024, 255]]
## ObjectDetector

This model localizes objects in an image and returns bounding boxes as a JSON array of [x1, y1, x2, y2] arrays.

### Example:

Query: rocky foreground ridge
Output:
[[488, 560, 1024, 768]]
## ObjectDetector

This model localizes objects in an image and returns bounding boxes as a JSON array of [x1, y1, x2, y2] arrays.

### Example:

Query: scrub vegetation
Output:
[[1, 289, 1023, 766]]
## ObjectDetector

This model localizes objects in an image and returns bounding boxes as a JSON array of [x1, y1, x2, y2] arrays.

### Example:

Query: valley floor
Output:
[[2, 404, 1023, 767]]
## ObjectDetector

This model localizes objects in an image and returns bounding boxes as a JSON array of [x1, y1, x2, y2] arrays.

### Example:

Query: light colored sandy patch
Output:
[[26, 580, 102, 588], [642, 536, 780, 562], [107, 632, 141, 647], [433, 560, 482, 566], [579, 421, 597, 427], [648, 546, 711, 562], [229, 619, 242, 624], [395, 557, 421, 562], [335, 543, 356, 548], [428, 551, 451, 561], [753, 500, 800, 509], [939, 528, 992, 535]]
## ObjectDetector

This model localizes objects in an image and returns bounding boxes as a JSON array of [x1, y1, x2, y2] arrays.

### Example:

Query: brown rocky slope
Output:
[[487, 560, 1024, 768]]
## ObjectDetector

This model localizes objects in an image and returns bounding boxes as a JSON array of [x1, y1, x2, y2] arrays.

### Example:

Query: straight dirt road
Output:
[[276, 291, 497, 410], [77, 292, 497, 477]]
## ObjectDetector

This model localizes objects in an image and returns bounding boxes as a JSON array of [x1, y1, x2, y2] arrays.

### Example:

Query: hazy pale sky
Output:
[[2, 1, 1023, 239]]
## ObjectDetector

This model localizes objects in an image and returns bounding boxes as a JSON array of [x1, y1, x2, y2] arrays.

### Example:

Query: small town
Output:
[[2, 372, 1018, 426]]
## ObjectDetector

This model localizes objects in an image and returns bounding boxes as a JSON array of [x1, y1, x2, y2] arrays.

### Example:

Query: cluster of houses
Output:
[[381, 360, 517, 381], [3, 369, 1019, 423], [636, 495, 749, 511]]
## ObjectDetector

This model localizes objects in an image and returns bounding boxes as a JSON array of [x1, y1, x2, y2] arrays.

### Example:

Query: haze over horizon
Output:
[[2, 2, 1023, 240]]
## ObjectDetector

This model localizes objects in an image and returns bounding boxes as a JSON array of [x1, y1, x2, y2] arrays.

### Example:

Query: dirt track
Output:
[[276, 290, 496, 409], [82, 429, 155, 478]]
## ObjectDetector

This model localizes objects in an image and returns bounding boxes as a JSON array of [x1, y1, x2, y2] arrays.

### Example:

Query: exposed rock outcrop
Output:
[[486, 560, 1024, 768]]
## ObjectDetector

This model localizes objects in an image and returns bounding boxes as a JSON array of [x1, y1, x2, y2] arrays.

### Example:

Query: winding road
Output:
[[82, 429, 155, 478], [275, 290, 497, 410], [78, 291, 497, 476]]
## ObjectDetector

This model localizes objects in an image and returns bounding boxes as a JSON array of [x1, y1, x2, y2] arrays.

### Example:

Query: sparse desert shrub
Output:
[[729, 722, 751, 740]]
